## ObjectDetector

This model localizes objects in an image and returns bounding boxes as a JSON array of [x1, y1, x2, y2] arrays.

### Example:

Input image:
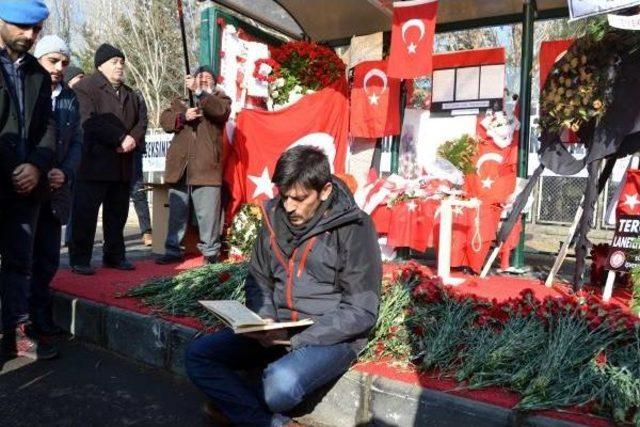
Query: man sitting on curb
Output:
[[185, 146, 382, 426]]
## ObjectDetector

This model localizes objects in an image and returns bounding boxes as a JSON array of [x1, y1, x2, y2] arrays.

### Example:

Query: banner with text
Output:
[[607, 215, 640, 272], [568, 0, 640, 20]]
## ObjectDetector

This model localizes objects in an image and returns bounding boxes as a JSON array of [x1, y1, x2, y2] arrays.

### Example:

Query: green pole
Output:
[[512, 0, 536, 268], [199, 7, 213, 68], [391, 80, 408, 174]]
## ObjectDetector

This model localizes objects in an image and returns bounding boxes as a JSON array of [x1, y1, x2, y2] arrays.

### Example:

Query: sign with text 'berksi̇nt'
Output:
[[607, 215, 640, 272]]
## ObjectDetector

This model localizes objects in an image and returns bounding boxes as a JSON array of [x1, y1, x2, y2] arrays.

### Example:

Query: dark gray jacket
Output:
[[48, 84, 83, 224], [245, 178, 382, 353]]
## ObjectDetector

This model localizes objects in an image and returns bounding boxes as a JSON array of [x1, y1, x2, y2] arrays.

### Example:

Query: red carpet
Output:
[[381, 263, 631, 312], [52, 259, 626, 426], [52, 257, 207, 330]]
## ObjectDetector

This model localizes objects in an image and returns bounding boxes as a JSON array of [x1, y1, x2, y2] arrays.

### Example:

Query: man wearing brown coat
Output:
[[156, 66, 231, 265], [69, 44, 146, 275]]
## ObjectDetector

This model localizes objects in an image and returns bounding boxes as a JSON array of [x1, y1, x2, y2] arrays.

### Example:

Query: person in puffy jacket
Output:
[[185, 145, 382, 426]]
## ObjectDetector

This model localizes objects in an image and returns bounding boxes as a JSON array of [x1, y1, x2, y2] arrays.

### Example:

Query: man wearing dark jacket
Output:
[[156, 66, 231, 265], [185, 146, 382, 426], [29, 35, 82, 344], [0, 0, 57, 360], [69, 44, 146, 275]]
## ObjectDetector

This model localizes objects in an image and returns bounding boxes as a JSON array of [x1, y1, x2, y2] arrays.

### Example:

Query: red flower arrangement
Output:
[[252, 58, 280, 83], [269, 41, 345, 90], [252, 40, 345, 108], [399, 262, 639, 331]]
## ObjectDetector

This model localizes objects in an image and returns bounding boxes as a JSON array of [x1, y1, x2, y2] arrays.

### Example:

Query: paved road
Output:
[[0, 338, 208, 427]]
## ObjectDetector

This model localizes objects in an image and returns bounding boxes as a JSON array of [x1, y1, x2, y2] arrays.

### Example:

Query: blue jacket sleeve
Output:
[[59, 95, 83, 184]]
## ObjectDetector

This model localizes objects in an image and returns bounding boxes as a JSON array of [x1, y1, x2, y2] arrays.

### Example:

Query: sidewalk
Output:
[[0, 339, 206, 426]]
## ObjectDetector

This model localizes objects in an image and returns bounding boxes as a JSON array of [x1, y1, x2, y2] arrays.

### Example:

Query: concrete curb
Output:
[[51, 291, 584, 427]]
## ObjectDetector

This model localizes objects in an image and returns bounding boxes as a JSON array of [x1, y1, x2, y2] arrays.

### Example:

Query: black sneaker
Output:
[[156, 254, 184, 265], [71, 264, 96, 275], [1, 324, 58, 360], [103, 259, 135, 270], [29, 321, 64, 337]]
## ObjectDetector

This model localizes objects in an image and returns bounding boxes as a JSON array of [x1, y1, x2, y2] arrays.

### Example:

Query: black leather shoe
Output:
[[103, 259, 135, 270], [204, 255, 219, 265], [155, 254, 184, 265], [71, 264, 96, 275]]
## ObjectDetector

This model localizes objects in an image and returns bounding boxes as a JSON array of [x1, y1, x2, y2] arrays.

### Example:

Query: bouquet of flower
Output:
[[481, 111, 519, 149], [225, 203, 263, 260], [437, 134, 479, 175], [539, 21, 640, 135], [253, 41, 345, 108]]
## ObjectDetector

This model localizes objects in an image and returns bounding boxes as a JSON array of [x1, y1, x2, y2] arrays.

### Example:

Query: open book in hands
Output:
[[199, 300, 313, 335]]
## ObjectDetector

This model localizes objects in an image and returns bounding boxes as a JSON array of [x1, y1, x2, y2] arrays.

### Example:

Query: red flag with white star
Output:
[[616, 170, 640, 217], [223, 81, 350, 221], [464, 117, 518, 205], [350, 60, 401, 138], [387, 0, 439, 78], [539, 40, 573, 91]]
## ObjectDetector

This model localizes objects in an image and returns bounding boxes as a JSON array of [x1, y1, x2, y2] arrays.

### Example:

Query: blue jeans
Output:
[[185, 329, 356, 427]]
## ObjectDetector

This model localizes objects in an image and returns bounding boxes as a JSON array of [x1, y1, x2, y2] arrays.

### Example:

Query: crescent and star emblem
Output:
[[401, 19, 425, 54], [248, 133, 337, 199], [476, 152, 504, 190], [363, 68, 388, 106]]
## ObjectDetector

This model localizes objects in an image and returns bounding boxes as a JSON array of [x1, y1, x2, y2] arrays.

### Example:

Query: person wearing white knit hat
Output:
[[34, 35, 70, 92], [29, 34, 83, 348]]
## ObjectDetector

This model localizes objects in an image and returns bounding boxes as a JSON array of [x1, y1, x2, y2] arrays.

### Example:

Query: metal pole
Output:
[[177, 0, 195, 107], [512, 0, 536, 268]]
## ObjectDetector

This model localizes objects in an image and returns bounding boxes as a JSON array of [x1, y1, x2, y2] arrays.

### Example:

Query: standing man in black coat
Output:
[[69, 44, 147, 275], [0, 0, 58, 360]]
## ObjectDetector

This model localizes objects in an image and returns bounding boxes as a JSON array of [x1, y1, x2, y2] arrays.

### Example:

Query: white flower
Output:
[[289, 92, 304, 103], [306, 89, 315, 94], [271, 90, 279, 98], [293, 85, 302, 93], [259, 63, 272, 76], [276, 77, 285, 88]]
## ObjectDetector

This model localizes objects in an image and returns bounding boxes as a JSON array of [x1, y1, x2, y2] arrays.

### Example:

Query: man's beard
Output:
[[7, 37, 33, 54]]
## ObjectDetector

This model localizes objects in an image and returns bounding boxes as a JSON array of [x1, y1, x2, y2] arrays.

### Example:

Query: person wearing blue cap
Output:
[[0, 0, 58, 361]]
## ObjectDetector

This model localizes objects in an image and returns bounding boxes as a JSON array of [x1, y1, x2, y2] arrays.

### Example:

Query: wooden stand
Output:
[[438, 197, 480, 286], [149, 184, 199, 256]]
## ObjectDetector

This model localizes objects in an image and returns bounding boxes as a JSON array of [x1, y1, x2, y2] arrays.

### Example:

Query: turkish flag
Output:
[[616, 170, 640, 217], [387, 0, 439, 79], [539, 40, 574, 90], [387, 199, 434, 252], [540, 40, 579, 143], [464, 118, 518, 205], [224, 81, 350, 220], [350, 60, 401, 138]]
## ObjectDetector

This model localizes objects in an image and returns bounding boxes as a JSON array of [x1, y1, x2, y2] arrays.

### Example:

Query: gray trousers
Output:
[[165, 178, 222, 258]]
